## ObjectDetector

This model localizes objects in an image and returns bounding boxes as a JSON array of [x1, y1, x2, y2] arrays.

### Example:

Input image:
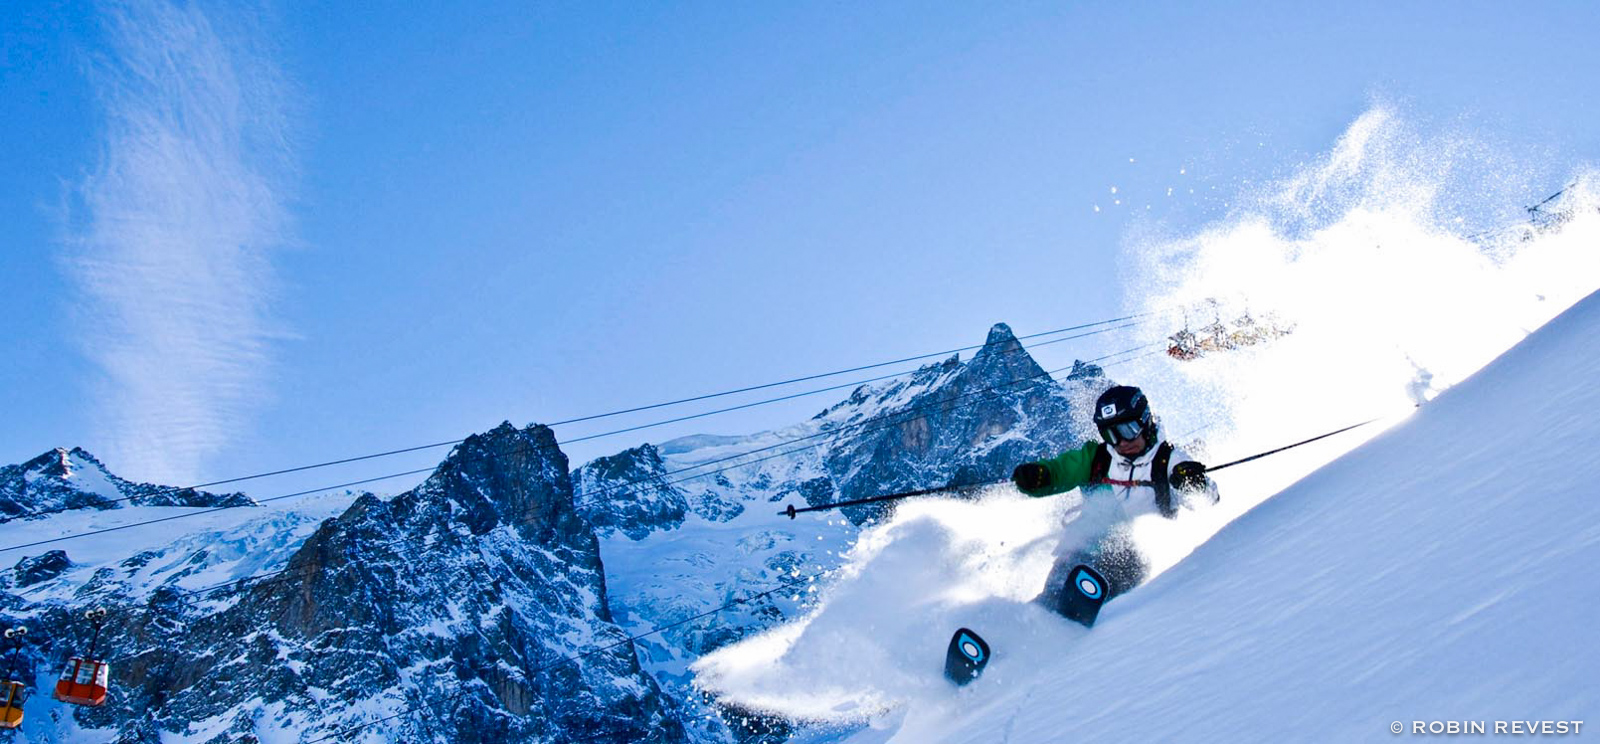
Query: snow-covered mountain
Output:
[[574, 323, 1100, 534], [0, 447, 253, 520], [694, 291, 1600, 743], [0, 322, 1113, 742], [2, 424, 685, 743]]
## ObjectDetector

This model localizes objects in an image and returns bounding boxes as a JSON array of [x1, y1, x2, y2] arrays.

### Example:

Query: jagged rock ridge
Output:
[[0, 447, 253, 520], [3, 425, 685, 743]]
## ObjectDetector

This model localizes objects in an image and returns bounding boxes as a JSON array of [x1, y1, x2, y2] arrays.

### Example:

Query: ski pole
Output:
[[780, 479, 1004, 519], [780, 415, 1390, 518], [1202, 417, 1382, 474]]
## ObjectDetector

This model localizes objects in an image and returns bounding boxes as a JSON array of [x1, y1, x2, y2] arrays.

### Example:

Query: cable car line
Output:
[[15, 340, 1160, 744], [3, 333, 1151, 558], [34, 339, 1153, 740], [171, 342, 1162, 601], [544, 313, 1159, 427], [4, 313, 1160, 524], [174, 342, 1160, 601], [556, 319, 1144, 448], [1, 328, 1156, 555]]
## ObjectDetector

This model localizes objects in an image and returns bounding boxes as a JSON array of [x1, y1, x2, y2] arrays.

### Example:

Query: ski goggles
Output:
[[1098, 419, 1146, 445]]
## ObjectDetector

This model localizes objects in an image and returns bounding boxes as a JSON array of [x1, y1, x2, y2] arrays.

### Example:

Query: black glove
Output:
[[1011, 462, 1051, 491], [1171, 461, 1208, 493]]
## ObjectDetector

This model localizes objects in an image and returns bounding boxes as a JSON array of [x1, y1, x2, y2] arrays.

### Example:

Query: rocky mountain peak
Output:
[[417, 421, 581, 541], [585, 323, 1102, 532], [0, 448, 255, 521], [980, 322, 1022, 352], [967, 321, 1048, 386], [17, 446, 101, 480], [37, 447, 72, 477], [95, 419, 688, 742], [12, 548, 72, 587]]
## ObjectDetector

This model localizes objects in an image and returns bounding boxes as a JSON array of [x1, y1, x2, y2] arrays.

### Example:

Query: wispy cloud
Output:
[[68, 0, 295, 484]]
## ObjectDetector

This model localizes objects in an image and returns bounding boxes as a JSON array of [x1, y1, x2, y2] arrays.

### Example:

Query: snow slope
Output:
[[697, 288, 1600, 742]]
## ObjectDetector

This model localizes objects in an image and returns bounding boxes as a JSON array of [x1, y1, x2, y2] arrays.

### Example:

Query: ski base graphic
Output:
[[1057, 563, 1109, 628], [944, 627, 991, 685]]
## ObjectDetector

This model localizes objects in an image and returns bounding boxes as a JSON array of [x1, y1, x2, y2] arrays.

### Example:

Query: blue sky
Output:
[[3, 1, 1598, 495]]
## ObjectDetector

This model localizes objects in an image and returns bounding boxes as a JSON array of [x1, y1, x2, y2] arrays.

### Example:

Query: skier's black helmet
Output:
[[1093, 385, 1156, 447]]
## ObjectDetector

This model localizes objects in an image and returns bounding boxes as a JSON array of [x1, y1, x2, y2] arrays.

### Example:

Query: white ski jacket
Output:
[[1020, 433, 1219, 521]]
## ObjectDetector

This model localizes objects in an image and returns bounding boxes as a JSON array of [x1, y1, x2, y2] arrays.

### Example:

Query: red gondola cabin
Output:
[[54, 657, 108, 707]]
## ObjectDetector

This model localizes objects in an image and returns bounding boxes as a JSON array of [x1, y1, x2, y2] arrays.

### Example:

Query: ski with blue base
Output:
[[1056, 563, 1109, 628], [944, 627, 991, 685], [944, 564, 1108, 685]]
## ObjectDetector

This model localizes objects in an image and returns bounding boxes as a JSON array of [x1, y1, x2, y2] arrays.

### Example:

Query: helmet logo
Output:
[[1100, 404, 1118, 418]]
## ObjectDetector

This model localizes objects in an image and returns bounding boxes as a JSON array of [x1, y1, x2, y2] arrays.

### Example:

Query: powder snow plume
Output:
[[692, 489, 1094, 724], [66, 0, 296, 484], [1113, 106, 1600, 573]]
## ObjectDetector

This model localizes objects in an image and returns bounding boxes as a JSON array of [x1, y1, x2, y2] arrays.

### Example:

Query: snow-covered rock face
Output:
[[11, 550, 71, 588], [574, 323, 1110, 740], [580, 323, 1100, 535], [0, 447, 253, 520], [3, 424, 685, 743], [816, 323, 1096, 522], [575, 443, 692, 540]]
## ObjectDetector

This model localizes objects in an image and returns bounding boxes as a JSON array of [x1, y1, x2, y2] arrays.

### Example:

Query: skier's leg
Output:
[[1093, 531, 1148, 601], [1035, 549, 1094, 609], [1039, 531, 1146, 604]]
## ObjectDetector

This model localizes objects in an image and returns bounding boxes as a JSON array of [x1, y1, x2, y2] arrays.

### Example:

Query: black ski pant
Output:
[[1039, 531, 1148, 608]]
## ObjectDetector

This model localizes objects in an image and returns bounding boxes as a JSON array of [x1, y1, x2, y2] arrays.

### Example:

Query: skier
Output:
[[1011, 385, 1217, 605]]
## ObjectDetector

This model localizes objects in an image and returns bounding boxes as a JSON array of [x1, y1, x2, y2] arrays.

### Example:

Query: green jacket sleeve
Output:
[[1019, 440, 1099, 498]]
